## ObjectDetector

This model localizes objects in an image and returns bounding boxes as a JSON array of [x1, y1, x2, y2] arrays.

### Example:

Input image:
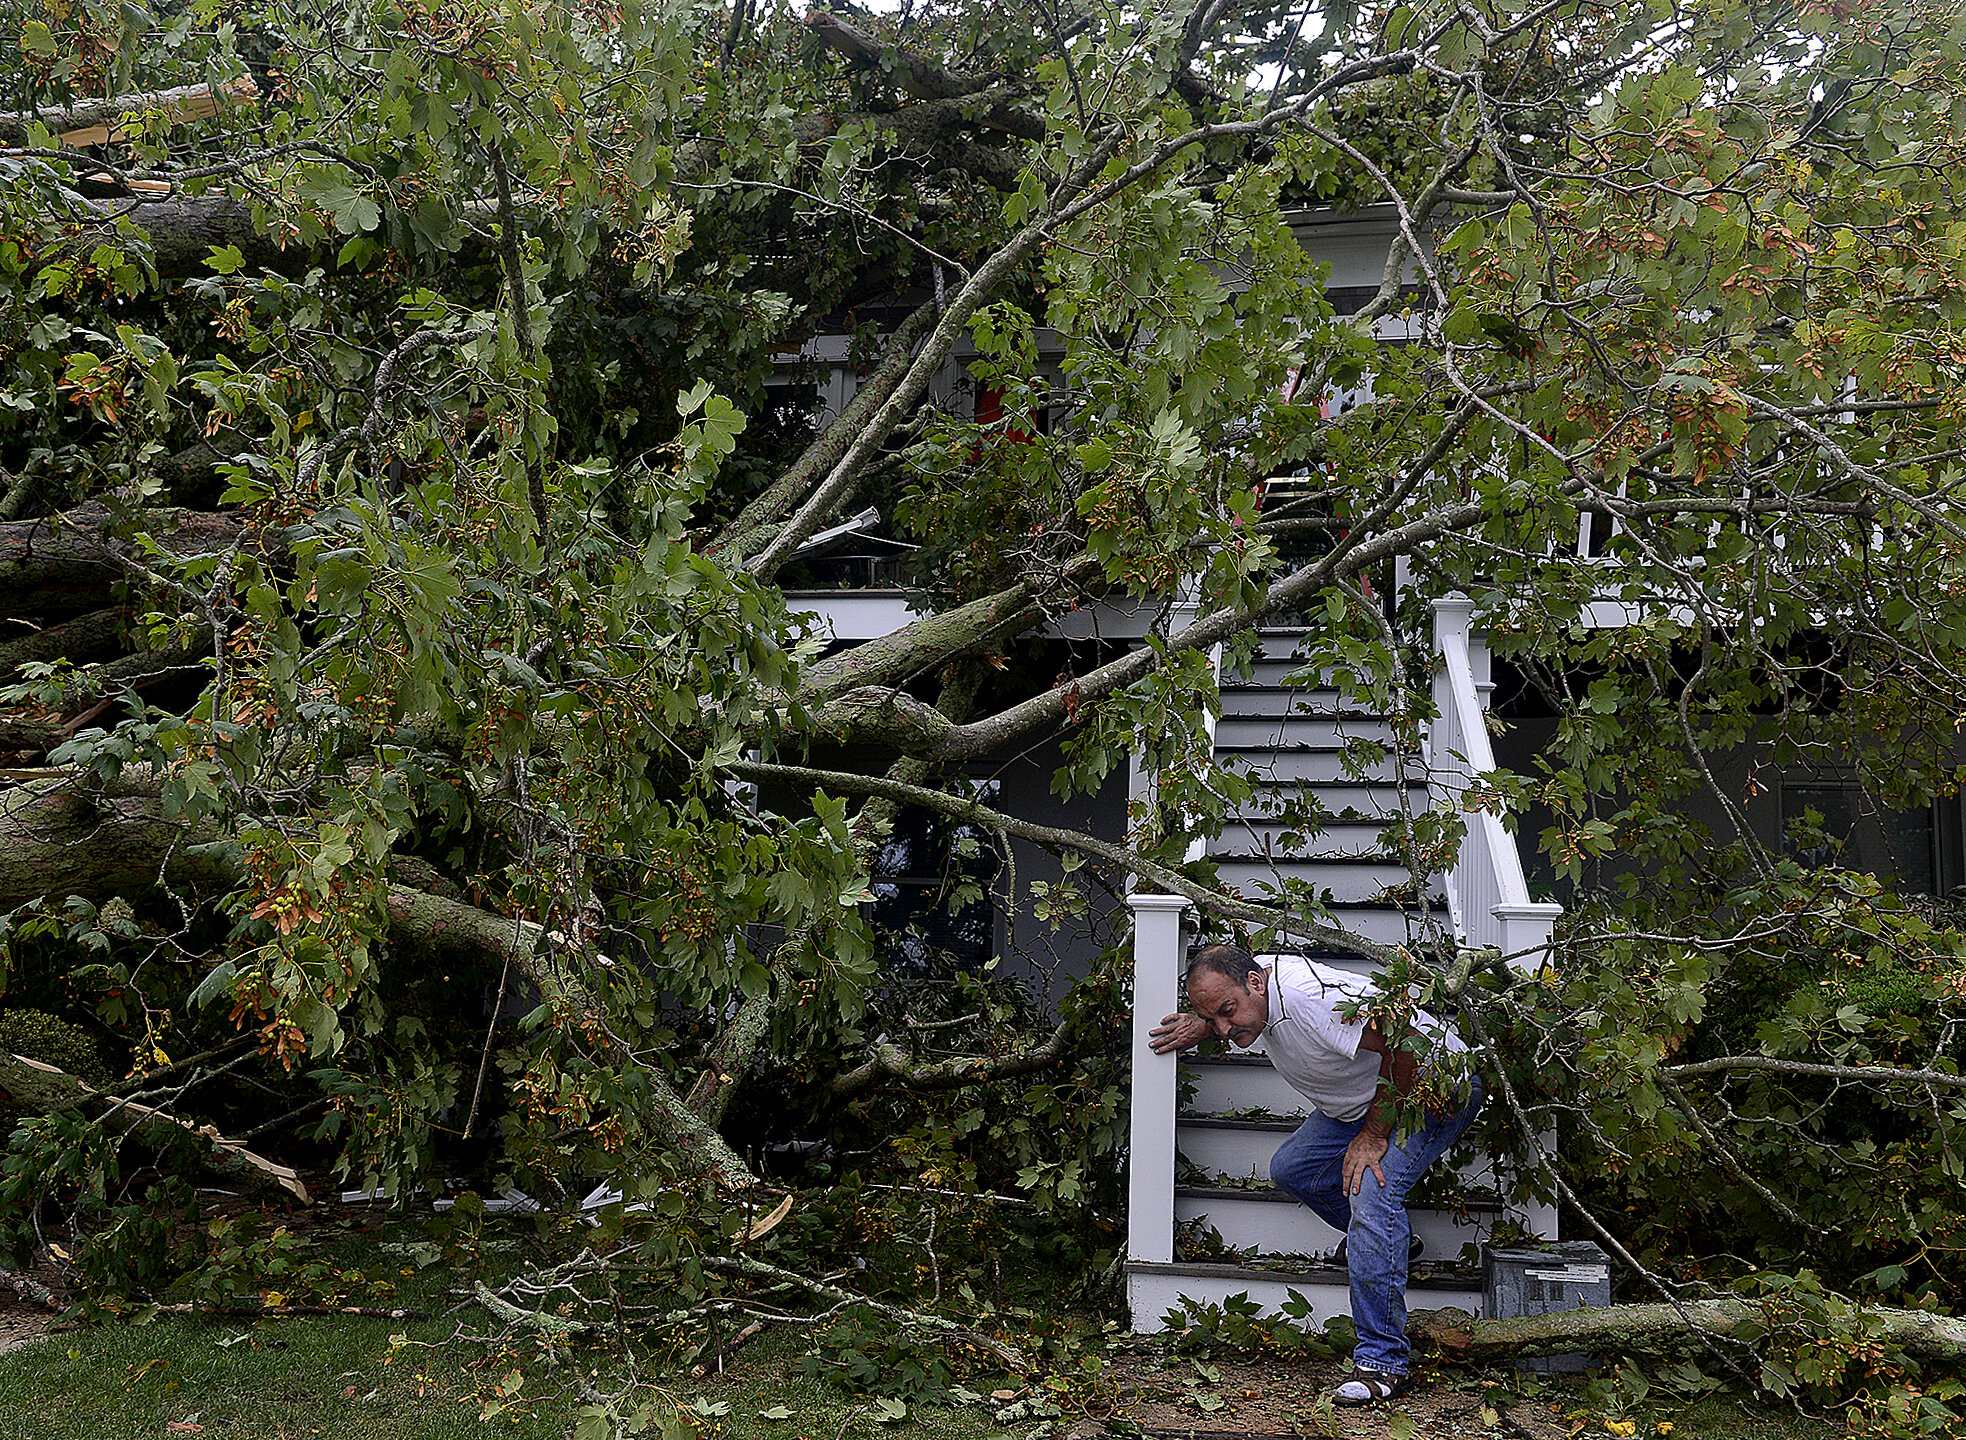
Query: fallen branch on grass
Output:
[[154, 1303, 428, 1320], [701, 1253, 1030, 1371], [1412, 1300, 1966, 1364]]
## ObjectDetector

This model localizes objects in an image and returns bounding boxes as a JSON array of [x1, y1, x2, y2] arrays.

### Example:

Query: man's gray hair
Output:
[[1186, 943, 1261, 990]]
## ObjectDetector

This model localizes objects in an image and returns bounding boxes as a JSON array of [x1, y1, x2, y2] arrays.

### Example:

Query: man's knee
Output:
[[1269, 1145, 1341, 1204]]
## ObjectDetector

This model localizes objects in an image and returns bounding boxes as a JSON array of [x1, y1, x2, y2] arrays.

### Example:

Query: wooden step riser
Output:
[[1180, 1125, 1514, 1204], [1214, 750, 1422, 784], [1209, 860, 1423, 904], [1179, 1123, 1297, 1180], [1126, 1265, 1483, 1336], [1213, 822, 1396, 860], [1174, 1191, 1499, 1262], [1184, 1063, 1312, 1117], [1216, 686, 1375, 718], [1213, 864, 1444, 908], [1218, 782, 1426, 821], [1214, 717, 1402, 749]]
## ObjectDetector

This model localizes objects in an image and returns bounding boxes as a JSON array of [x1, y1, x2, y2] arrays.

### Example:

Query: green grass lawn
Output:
[[0, 1310, 1021, 1440], [0, 1209, 1854, 1440], [0, 1312, 571, 1440]]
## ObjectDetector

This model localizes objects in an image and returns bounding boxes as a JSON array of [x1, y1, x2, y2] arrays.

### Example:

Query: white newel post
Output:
[[1492, 903, 1563, 977], [1127, 894, 1191, 1270], [1492, 901, 1565, 1242]]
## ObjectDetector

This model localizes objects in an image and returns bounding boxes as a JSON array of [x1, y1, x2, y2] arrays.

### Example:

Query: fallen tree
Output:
[[1413, 1301, 1966, 1368]]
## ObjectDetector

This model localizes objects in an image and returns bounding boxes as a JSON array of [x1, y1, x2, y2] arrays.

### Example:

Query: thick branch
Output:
[[1412, 1300, 1966, 1366], [714, 301, 938, 561], [0, 78, 256, 143], [803, 10, 1044, 140], [702, 1252, 1030, 1370], [825, 1015, 1073, 1098], [800, 583, 1040, 701], [0, 778, 761, 1191], [0, 507, 244, 618], [1661, 1056, 1966, 1090], [0, 606, 131, 676]]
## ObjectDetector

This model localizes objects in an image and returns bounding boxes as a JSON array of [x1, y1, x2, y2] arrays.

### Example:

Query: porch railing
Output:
[[1427, 596, 1563, 971]]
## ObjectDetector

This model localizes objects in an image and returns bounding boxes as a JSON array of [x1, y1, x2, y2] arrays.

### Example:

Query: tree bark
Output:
[[0, 607, 130, 676], [1410, 1301, 1966, 1365], [71, 197, 292, 279], [0, 507, 245, 621], [713, 301, 938, 562], [0, 78, 256, 143]]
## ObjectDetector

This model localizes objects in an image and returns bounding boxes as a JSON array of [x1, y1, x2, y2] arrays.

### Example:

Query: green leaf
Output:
[[205, 245, 247, 275], [758, 1406, 795, 1421]]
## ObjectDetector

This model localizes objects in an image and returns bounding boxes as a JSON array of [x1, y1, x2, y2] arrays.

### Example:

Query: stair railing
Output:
[[1427, 596, 1563, 971]]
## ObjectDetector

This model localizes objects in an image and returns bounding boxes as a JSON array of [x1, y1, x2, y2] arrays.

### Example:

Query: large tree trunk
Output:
[[1411, 1301, 1966, 1366]]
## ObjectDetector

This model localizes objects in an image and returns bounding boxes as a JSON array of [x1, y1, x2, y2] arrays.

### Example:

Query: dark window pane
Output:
[[1783, 785, 1937, 893]]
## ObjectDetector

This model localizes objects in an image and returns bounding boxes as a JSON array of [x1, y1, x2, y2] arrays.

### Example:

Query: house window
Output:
[[1782, 784, 1946, 894], [868, 783, 1001, 974]]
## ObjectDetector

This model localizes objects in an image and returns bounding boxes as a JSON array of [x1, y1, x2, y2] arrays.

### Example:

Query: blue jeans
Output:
[[1268, 1079, 1484, 1376]]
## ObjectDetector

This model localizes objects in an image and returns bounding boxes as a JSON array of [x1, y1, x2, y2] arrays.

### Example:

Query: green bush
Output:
[[0, 1008, 110, 1090]]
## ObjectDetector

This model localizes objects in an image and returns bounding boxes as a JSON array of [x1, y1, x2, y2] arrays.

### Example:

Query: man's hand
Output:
[[1343, 1130, 1389, 1196], [1149, 1012, 1211, 1054]]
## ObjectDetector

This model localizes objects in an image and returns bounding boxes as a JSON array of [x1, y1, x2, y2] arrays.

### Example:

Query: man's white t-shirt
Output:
[[1258, 956, 1467, 1124]]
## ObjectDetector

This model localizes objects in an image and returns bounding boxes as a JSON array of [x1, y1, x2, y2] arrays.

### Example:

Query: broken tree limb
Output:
[[0, 78, 257, 144], [702, 1252, 1030, 1370], [1411, 1301, 1966, 1365], [802, 10, 1044, 140], [1662, 1056, 1966, 1090], [66, 197, 292, 279], [474, 1280, 594, 1336], [0, 506, 245, 621], [824, 1016, 1074, 1098], [713, 301, 938, 562], [0, 1052, 308, 1202]]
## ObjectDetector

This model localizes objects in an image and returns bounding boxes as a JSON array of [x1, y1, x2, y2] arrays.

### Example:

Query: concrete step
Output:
[[1175, 1184, 1501, 1262], [1212, 717, 1400, 750], [1126, 1259, 1483, 1335]]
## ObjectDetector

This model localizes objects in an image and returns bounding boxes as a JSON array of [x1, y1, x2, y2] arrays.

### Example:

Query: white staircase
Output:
[[1124, 599, 1561, 1333]]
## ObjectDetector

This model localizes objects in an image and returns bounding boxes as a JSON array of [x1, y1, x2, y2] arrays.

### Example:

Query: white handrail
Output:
[[1429, 597, 1562, 973]]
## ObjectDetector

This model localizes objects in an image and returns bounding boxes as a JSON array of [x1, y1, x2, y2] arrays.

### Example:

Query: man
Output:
[[1149, 943, 1482, 1406]]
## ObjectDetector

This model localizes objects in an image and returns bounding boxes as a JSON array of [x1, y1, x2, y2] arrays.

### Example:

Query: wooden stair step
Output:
[[1124, 1259, 1484, 1335]]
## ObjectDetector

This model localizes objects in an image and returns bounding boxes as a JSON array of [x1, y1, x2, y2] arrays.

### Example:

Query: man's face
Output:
[[1188, 966, 1269, 1048]]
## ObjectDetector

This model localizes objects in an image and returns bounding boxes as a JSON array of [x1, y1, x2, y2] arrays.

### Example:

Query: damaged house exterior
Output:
[[762, 198, 1966, 1331]]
